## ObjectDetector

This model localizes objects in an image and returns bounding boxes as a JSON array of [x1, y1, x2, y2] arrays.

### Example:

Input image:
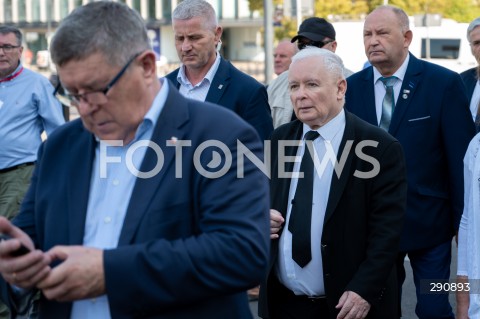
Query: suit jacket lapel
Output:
[[68, 123, 96, 245], [361, 69, 378, 125], [117, 86, 190, 245], [324, 111, 356, 224], [205, 57, 230, 104], [389, 53, 422, 135], [465, 68, 477, 102]]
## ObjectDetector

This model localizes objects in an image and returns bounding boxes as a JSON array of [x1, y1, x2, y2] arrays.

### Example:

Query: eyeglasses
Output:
[[54, 52, 143, 108], [297, 40, 333, 50], [0, 45, 21, 53]]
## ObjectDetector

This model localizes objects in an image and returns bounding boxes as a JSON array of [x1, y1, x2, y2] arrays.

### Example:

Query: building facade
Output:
[[0, 0, 265, 67]]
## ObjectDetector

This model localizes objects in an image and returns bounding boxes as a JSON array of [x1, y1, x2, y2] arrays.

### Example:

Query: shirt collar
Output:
[[94, 78, 169, 144], [302, 109, 346, 141], [0, 62, 23, 81], [134, 78, 169, 139], [373, 54, 410, 84], [177, 53, 221, 87]]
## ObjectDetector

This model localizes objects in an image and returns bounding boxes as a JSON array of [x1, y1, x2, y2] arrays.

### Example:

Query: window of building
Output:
[[133, 0, 141, 12], [32, 0, 40, 20], [148, 1, 156, 20], [60, 0, 69, 19], [18, 0, 26, 22], [421, 38, 461, 59], [162, 0, 171, 20], [4, 0, 12, 22]]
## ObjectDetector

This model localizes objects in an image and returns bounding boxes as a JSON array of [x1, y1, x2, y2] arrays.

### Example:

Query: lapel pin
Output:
[[168, 136, 178, 145], [402, 89, 410, 99], [218, 84, 223, 90]]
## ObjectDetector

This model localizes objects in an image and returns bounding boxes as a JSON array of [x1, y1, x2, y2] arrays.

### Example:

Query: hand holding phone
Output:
[[0, 234, 30, 257]]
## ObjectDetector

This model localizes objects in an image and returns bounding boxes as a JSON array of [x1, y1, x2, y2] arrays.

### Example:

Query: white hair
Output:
[[291, 47, 345, 79]]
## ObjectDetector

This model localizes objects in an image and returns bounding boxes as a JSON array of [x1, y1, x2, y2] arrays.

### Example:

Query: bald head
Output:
[[273, 40, 298, 75]]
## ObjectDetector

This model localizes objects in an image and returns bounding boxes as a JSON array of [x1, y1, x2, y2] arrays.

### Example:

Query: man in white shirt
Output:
[[259, 47, 407, 319]]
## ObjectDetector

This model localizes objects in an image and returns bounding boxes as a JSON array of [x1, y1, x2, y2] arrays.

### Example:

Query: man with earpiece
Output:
[[165, 0, 273, 141]]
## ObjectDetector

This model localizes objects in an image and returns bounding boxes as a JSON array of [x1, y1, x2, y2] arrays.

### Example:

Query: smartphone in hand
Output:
[[0, 234, 30, 257]]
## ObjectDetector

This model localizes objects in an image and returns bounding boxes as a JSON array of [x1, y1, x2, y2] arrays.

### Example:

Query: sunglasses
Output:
[[297, 40, 333, 50]]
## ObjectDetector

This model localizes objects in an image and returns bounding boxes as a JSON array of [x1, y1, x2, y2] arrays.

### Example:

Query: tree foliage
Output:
[[248, 0, 263, 12], [252, 0, 480, 42], [312, 0, 480, 23]]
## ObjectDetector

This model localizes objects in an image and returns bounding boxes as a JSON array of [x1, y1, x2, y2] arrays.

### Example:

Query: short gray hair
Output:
[[0, 26, 22, 45], [291, 47, 345, 80], [50, 1, 150, 67], [467, 17, 480, 42], [172, 0, 218, 30]]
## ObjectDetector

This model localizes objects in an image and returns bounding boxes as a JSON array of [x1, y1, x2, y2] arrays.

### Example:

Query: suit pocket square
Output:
[[408, 116, 431, 122]]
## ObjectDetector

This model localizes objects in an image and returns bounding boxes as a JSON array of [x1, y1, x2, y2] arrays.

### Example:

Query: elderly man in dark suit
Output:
[[165, 0, 273, 141], [345, 5, 476, 319], [0, 2, 270, 318], [258, 47, 407, 319], [460, 17, 480, 132]]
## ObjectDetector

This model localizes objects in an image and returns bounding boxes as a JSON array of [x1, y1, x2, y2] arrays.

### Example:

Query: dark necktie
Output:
[[288, 130, 320, 268], [379, 76, 397, 131]]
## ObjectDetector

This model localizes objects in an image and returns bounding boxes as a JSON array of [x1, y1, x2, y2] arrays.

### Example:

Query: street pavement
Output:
[[249, 240, 457, 319]]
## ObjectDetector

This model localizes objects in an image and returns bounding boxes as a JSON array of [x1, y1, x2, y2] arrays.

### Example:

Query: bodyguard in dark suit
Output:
[[345, 6, 476, 318], [258, 47, 407, 319], [165, 0, 273, 141], [0, 3, 270, 318], [460, 17, 480, 132]]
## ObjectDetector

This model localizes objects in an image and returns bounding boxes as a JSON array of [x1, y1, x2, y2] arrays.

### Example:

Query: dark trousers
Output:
[[267, 276, 330, 319], [397, 240, 454, 319]]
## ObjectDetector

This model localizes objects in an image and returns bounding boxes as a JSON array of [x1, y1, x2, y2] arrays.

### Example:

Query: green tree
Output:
[[248, 0, 263, 12], [443, 0, 480, 22], [248, 0, 283, 12], [274, 16, 298, 41], [315, 0, 369, 19]]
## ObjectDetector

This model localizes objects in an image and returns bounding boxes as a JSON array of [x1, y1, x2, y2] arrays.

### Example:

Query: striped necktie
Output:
[[379, 76, 397, 131]]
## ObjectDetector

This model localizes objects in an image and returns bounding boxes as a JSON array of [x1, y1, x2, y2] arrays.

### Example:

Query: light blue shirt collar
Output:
[[94, 78, 169, 144], [373, 54, 410, 84]]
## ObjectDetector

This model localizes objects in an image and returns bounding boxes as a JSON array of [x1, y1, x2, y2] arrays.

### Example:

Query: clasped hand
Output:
[[0, 217, 105, 302]]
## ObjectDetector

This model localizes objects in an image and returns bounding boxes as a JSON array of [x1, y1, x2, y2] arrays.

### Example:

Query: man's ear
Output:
[[404, 30, 413, 48], [138, 51, 157, 79], [337, 78, 347, 100], [214, 26, 223, 44]]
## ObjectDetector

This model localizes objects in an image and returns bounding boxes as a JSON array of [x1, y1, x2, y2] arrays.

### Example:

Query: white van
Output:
[[333, 17, 476, 74]]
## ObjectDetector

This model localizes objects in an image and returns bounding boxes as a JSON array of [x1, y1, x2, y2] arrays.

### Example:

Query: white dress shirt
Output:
[[276, 109, 346, 296]]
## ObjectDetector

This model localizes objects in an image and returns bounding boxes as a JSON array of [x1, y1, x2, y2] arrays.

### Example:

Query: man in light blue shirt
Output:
[[0, 25, 64, 319], [0, 26, 64, 220]]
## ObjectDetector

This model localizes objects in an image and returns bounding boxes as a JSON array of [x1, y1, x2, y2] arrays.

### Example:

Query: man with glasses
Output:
[[268, 17, 354, 128], [0, 25, 64, 319], [0, 2, 269, 319]]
